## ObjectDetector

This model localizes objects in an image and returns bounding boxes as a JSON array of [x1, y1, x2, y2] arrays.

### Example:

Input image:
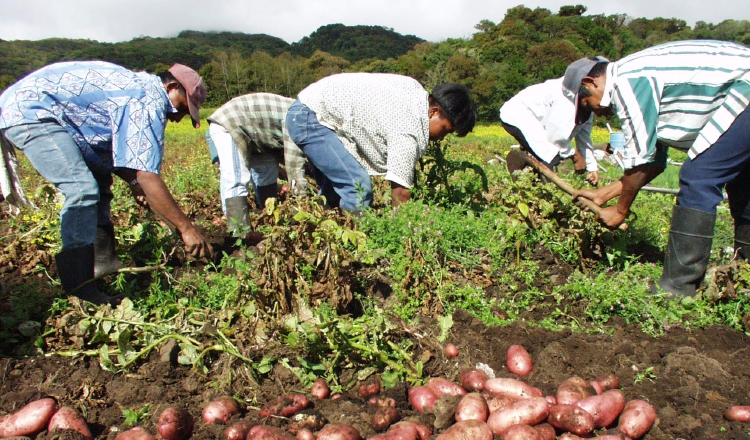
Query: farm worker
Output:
[[0, 61, 214, 305], [572, 40, 750, 297], [205, 93, 307, 238], [285, 73, 477, 211], [499, 57, 608, 186]]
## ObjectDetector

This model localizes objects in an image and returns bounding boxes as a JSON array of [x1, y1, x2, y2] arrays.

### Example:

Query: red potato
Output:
[[311, 378, 330, 400], [202, 396, 240, 425], [482, 392, 514, 413], [455, 393, 490, 423], [296, 428, 315, 440], [486, 397, 549, 435], [259, 394, 311, 418], [596, 374, 620, 391], [287, 413, 327, 434], [435, 420, 493, 440], [502, 423, 544, 440], [408, 386, 438, 413], [506, 345, 533, 376], [617, 400, 656, 439], [484, 378, 543, 400], [247, 425, 295, 440], [445, 343, 459, 358], [358, 380, 382, 399], [725, 405, 750, 422], [0, 397, 57, 438], [316, 423, 362, 440], [458, 368, 490, 392], [370, 421, 420, 440], [426, 377, 467, 397], [590, 381, 604, 395], [48, 406, 93, 440], [547, 404, 595, 436], [556, 377, 598, 405], [369, 397, 396, 408], [398, 421, 431, 440], [532, 423, 556, 440], [575, 389, 626, 428], [224, 420, 254, 440], [156, 407, 194, 440], [558, 434, 586, 440], [372, 406, 400, 432], [544, 395, 557, 406], [115, 427, 156, 440]]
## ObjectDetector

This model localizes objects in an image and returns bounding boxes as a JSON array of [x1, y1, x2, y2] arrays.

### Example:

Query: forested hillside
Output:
[[1, 4, 749, 120]]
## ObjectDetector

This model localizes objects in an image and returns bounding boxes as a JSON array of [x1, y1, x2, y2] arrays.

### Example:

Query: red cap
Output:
[[168, 63, 206, 128]]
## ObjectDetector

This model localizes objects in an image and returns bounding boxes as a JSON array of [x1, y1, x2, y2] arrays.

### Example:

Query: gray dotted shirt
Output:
[[298, 73, 429, 188]]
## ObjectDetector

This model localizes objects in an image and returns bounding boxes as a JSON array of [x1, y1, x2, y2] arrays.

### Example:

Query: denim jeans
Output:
[[678, 106, 750, 222], [207, 123, 280, 210], [2, 121, 111, 250], [286, 100, 372, 211]]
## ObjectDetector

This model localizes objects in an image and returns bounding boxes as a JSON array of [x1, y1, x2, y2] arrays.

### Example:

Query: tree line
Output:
[[1, 5, 749, 121]]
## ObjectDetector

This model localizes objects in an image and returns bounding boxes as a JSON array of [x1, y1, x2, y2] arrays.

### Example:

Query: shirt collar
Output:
[[599, 62, 616, 107]]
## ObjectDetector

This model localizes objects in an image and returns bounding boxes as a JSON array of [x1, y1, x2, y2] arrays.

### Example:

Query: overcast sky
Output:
[[0, 0, 746, 44]]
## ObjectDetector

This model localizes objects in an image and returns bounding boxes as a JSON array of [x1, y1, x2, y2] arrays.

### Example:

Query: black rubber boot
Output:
[[225, 196, 251, 238], [255, 184, 277, 208], [94, 224, 122, 278], [56, 245, 123, 305], [734, 223, 750, 261], [657, 205, 716, 297]]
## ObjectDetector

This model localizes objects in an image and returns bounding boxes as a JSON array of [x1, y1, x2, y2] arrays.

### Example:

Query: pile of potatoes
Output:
[[3, 343, 750, 439]]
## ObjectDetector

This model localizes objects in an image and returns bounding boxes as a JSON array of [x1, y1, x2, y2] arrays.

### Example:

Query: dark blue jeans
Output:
[[677, 106, 750, 224], [285, 100, 372, 211]]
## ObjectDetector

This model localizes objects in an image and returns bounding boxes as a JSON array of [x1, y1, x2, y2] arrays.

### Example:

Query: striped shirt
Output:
[[297, 73, 429, 188], [601, 40, 750, 169], [207, 93, 307, 194], [0, 61, 172, 174]]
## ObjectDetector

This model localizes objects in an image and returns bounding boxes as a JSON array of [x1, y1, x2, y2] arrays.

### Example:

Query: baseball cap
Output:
[[562, 56, 609, 124], [168, 63, 207, 128]]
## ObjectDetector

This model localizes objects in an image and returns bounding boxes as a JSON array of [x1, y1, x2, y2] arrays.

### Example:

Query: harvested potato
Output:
[[358, 379, 382, 399], [486, 397, 549, 435], [435, 419, 493, 440], [247, 424, 295, 440], [595, 374, 620, 391], [311, 378, 330, 400], [0, 397, 57, 438], [575, 389, 625, 428], [547, 403, 595, 436], [408, 386, 438, 413], [455, 393, 489, 423], [458, 368, 490, 392], [426, 377, 467, 397], [224, 420, 254, 440], [725, 405, 750, 422], [316, 423, 362, 440], [296, 428, 315, 440], [482, 392, 514, 413], [502, 423, 544, 440], [617, 399, 656, 439], [533, 422, 556, 440], [202, 396, 240, 425], [484, 377, 542, 400], [260, 394, 311, 418], [506, 345, 533, 376], [288, 411, 327, 434], [444, 343, 459, 358], [372, 406, 400, 432], [556, 377, 597, 405], [156, 407, 194, 440], [48, 406, 93, 440], [115, 426, 156, 440]]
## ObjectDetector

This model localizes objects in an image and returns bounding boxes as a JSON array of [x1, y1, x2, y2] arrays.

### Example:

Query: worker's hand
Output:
[[572, 151, 586, 174], [129, 183, 149, 209], [586, 171, 599, 186], [596, 205, 628, 229], [180, 226, 214, 259]]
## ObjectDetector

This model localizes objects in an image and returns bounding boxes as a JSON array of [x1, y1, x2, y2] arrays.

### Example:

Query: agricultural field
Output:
[[1, 114, 750, 439]]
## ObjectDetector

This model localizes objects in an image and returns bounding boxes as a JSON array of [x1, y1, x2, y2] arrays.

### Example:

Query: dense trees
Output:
[[1, 6, 748, 121]]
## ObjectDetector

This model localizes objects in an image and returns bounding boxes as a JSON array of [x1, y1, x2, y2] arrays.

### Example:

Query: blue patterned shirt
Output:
[[0, 61, 174, 174]]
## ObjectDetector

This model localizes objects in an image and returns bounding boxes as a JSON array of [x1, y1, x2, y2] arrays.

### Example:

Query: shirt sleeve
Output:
[[612, 77, 665, 169], [281, 120, 308, 197], [384, 131, 421, 188], [500, 100, 561, 164], [111, 97, 166, 174], [574, 118, 599, 172]]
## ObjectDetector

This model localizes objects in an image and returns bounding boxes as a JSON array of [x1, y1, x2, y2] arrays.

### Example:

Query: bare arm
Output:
[[596, 164, 664, 228], [390, 182, 411, 208]]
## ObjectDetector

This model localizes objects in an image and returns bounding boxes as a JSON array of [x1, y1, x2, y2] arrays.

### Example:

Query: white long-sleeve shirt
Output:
[[499, 77, 598, 172]]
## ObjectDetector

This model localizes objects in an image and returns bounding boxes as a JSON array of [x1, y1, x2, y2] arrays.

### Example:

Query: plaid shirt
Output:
[[207, 93, 307, 194]]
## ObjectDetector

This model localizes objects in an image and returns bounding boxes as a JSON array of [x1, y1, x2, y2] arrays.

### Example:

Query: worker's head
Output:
[[563, 56, 611, 121], [159, 64, 207, 128], [428, 83, 477, 141]]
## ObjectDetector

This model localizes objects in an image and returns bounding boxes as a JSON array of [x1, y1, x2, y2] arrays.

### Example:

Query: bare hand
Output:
[[596, 205, 628, 229], [129, 184, 149, 209], [586, 171, 599, 186], [180, 226, 214, 259], [572, 151, 587, 174]]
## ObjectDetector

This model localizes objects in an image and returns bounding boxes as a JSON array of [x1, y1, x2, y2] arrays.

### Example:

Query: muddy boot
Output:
[[254, 184, 277, 209], [94, 224, 122, 278], [734, 223, 750, 261], [225, 196, 251, 238], [657, 206, 716, 297], [56, 245, 124, 306]]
